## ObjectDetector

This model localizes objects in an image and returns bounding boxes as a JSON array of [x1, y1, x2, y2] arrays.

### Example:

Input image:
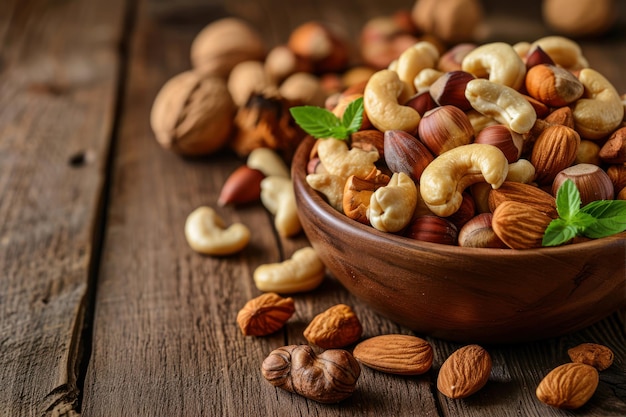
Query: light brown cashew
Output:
[[367, 172, 417, 233], [316, 138, 379, 179], [363, 69, 421, 134], [461, 42, 526, 90], [254, 247, 325, 293], [420, 144, 509, 217], [184, 206, 250, 255], [247, 147, 290, 178], [306, 139, 380, 212], [571, 68, 624, 140], [465, 79, 537, 134], [413, 68, 444, 93], [528, 36, 588, 70], [394, 41, 440, 96], [505, 159, 536, 184], [260, 176, 302, 237]]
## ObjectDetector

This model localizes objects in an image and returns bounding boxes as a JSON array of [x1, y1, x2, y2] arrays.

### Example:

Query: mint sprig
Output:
[[289, 97, 364, 140], [542, 179, 626, 246]]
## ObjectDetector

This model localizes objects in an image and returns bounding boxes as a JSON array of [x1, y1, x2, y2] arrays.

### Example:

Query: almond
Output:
[[437, 344, 492, 399], [530, 124, 580, 185], [304, 304, 363, 349], [218, 165, 265, 206], [488, 181, 557, 218], [567, 343, 614, 371], [353, 334, 433, 375], [492, 201, 553, 249], [236, 292, 295, 336], [536, 363, 599, 409]]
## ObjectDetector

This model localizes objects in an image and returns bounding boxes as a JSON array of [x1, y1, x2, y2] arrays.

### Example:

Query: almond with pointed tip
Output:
[[353, 334, 433, 375], [437, 344, 492, 399], [237, 292, 295, 336], [536, 363, 599, 409]]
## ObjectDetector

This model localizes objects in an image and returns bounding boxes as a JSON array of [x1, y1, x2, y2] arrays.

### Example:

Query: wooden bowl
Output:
[[292, 136, 626, 343]]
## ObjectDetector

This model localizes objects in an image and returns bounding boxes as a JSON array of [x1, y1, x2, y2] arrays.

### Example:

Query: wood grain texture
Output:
[[0, 0, 125, 415], [1, 0, 625, 416]]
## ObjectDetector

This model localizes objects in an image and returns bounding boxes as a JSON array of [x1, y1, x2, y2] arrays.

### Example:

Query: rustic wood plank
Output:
[[82, 0, 626, 416], [0, 0, 126, 415]]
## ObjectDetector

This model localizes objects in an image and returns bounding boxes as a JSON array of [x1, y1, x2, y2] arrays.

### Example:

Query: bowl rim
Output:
[[292, 135, 626, 258]]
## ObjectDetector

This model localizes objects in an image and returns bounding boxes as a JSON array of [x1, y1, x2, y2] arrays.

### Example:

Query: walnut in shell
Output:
[[150, 71, 236, 156]]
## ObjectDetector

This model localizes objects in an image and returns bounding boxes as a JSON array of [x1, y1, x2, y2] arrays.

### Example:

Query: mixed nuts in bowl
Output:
[[292, 135, 626, 343]]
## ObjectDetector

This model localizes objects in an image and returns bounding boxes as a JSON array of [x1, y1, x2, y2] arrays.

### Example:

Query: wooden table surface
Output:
[[1, 0, 625, 416]]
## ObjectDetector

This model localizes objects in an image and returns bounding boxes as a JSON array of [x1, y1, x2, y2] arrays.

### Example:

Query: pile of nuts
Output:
[[237, 290, 615, 408], [148, 0, 624, 410], [306, 36, 626, 249]]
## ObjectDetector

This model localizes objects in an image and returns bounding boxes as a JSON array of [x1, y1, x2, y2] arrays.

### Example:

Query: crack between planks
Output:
[[72, 0, 140, 414]]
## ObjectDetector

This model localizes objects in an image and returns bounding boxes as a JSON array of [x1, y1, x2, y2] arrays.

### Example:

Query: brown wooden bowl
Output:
[[292, 136, 626, 343]]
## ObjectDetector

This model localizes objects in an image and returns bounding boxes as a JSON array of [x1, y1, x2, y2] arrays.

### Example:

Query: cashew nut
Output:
[[260, 176, 302, 237], [368, 172, 417, 233], [254, 247, 325, 293], [414, 68, 444, 94], [505, 159, 536, 184], [363, 69, 421, 134], [465, 79, 537, 134], [528, 36, 589, 70], [461, 42, 526, 90], [420, 144, 509, 217], [317, 138, 379, 178], [247, 147, 290, 178], [394, 41, 440, 96], [306, 139, 379, 212], [306, 173, 346, 212], [571, 68, 624, 140], [184, 206, 250, 255]]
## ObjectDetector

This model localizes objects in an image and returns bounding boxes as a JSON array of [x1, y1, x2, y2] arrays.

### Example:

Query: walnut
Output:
[[261, 345, 361, 403], [150, 71, 236, 156]]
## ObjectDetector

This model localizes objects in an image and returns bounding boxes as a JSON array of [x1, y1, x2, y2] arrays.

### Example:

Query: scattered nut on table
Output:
[[303, 304, 363, 349], [253, 247, 325, 293], [184, 206, 250, 256], [236, 292, 295, 336], [437, 344, 492, 399], [261, 344, 361, 403]]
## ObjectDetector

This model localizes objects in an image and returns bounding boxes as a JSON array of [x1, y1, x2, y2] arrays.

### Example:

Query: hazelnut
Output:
[[287, 21, 349, 74], [437, 43, 477, 72], [458, 213, 507, 248], [543, 0, 617, 38], [474, 125, 523, 163], [383, 130, 434, 182], [428, 70, 475, 111], [524, 45, 555, 69], [404, 215, 458, 245], [525, 64, 584, 107], [411, 0, 484, 44], [418, 105, 474, 155], [552, 164, 615, 205], [404, 91, 438, 116], [190, 18, 266, 78], [607, 164, 626, 194]]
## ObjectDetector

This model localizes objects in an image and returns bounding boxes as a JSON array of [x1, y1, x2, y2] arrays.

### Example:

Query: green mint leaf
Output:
[[569, 211, 597, 229], [341, 97, 364, 135], [289, 106, 344, 139], [555, 179, 581, 221], [579, 199, 626, 238], [542, 218, 578, 246]]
